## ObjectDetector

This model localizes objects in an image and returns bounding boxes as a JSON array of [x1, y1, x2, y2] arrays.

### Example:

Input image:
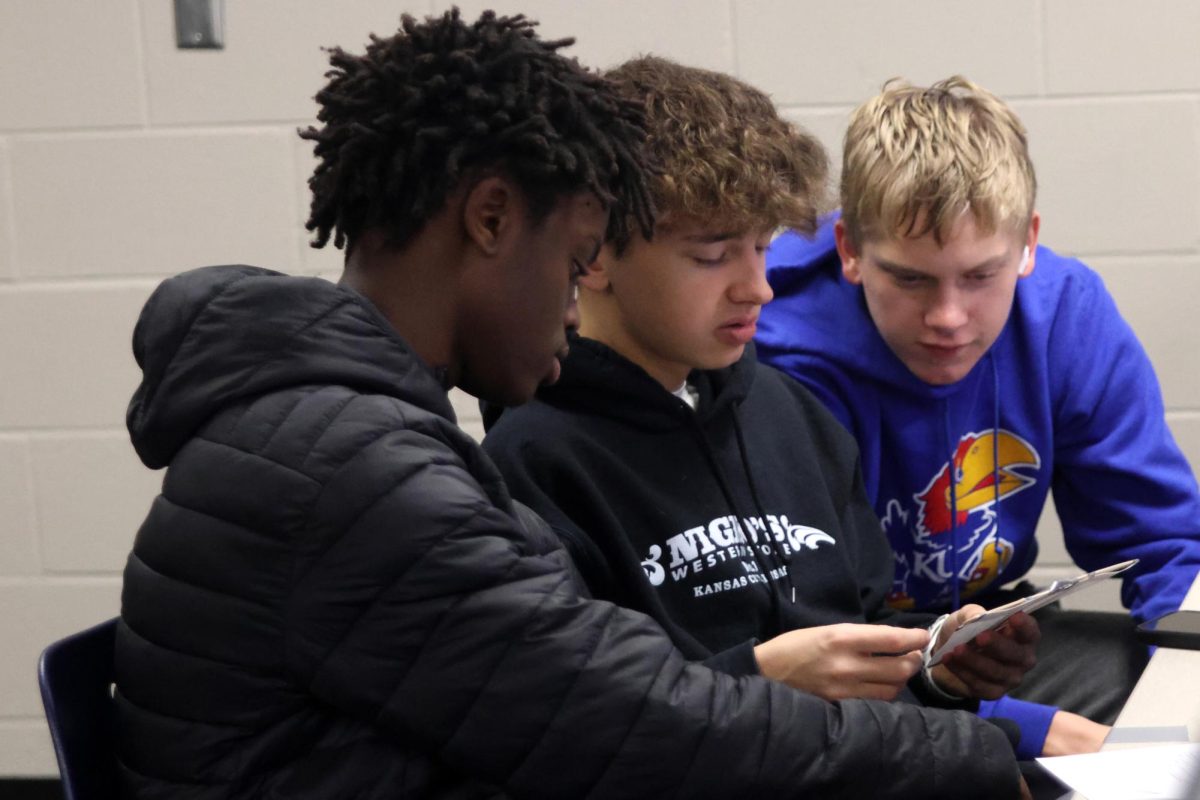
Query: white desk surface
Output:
[[1056, 572, 1200, 799], [1106, 573, 1200, 742]]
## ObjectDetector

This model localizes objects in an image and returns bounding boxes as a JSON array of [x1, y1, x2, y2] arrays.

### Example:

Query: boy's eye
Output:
[[691, 251, 727, 266]]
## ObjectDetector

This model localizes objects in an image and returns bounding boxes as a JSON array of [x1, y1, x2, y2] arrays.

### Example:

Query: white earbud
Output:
[[1017, 245, 1030, 275]]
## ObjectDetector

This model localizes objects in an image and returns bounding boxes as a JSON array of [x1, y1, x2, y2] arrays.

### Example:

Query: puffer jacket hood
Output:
[[127, 265, 452, 469]]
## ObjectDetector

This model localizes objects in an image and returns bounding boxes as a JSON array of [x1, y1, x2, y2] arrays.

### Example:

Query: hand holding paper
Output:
[[928, 559, 1139, 667], [754, 623, 928, 701], [931, 605, 1040, 699]]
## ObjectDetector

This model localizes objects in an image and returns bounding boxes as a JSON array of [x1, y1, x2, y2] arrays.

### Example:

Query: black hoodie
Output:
[[116, 265, 1020, 799], [485, 336, 941, 676]]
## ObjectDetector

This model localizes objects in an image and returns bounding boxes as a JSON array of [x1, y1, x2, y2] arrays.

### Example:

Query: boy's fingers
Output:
[[1002, 611, 1041, 644], [838, 624, 929, 653], [974, 632, 1034, 665], [858, 652, 923, 684], [942, 650, 1026, 695]]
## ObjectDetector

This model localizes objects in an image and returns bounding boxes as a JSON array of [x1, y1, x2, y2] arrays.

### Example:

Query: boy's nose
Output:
[[924, 291, 968, 332], [564, 286, 581, 331], [731, 254, 774, 306]]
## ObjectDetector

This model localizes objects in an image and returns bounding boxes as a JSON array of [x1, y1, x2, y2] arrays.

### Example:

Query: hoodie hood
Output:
[[128, 265, 453, 469], [535, 334, 757, 430]]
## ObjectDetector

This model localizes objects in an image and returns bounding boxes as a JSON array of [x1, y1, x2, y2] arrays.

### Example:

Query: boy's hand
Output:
[[754, 623, 928, 701], [931, 606, 1040, 699]]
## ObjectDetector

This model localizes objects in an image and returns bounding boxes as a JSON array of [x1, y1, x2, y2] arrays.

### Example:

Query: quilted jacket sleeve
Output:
[[283, 423, 1022, 799]]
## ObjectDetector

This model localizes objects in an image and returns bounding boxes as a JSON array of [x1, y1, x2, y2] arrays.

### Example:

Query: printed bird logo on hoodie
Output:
[[886, 429, 1041, 609]]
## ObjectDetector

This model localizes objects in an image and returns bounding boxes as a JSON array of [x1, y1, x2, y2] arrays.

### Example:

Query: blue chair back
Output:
[[38, 618, 120, 800]]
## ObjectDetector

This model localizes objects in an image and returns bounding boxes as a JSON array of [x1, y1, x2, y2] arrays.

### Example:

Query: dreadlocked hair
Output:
[[300, 8, 655, 253]]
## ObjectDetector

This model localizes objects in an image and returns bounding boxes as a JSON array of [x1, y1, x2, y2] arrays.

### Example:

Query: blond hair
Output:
[[841, 76, 1036, 246], [605, 56, 828, 246]]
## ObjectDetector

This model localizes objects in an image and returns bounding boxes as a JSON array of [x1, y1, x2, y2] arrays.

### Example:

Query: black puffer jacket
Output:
[[116, 265, 1021, 799]]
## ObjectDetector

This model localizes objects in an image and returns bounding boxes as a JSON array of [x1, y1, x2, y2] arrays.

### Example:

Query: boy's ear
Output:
[[833, 218, 864, 285], [1019, 211, 1041, 280], [462, 176, 517, 256], [580, 244, 615, 292]]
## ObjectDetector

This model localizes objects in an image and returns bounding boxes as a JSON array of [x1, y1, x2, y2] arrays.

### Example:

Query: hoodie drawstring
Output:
[[991, 353, 1003, 579], [731, 414, 798, 606], [943, 353, 1004, 614], [685, 408, 788, 634], [942, 398, 962, 612]]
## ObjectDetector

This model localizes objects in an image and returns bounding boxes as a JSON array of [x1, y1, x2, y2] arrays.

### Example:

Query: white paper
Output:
[[1036, 743, 1200, 800], [928, 559, 1138, 666]]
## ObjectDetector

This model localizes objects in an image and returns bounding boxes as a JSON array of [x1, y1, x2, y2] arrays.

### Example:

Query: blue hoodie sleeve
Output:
[[977, 697, 1056, 760], [1047, 267, 1200, 622]]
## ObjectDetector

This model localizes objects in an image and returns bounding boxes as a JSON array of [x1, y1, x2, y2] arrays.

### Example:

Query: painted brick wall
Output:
[[2, 0, 1198, 775]]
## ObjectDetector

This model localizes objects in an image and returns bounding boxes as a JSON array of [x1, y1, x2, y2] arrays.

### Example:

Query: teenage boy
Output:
[[114, 15, 1028, 800], [756, 76, 1200, 731], [484, 56, 1052, 760]]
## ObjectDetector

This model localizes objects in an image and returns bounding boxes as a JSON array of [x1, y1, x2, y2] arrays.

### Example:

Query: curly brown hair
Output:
[[604, 56, 828, 248]]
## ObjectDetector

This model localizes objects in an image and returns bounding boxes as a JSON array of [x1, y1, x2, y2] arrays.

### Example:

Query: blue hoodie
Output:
[[756, 218, 1200, 752]]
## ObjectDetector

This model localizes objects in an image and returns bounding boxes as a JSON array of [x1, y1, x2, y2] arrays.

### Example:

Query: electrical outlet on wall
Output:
[[174, 0, 224, 49]]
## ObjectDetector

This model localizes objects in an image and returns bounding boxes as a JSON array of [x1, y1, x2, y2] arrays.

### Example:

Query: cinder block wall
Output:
[[2, 0, 1198, 776]]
